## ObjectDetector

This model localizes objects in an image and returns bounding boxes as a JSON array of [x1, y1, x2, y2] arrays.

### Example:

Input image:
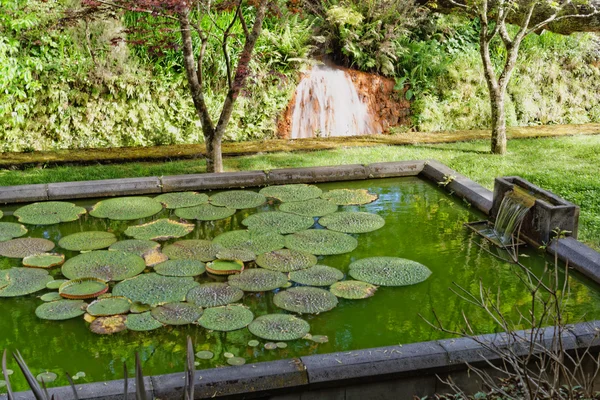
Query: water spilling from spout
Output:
[[493, 190, 535, 245], [290, 64, 382, 139]]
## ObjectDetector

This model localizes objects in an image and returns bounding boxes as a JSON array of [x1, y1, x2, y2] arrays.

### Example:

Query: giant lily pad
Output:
[[348, 257, 432, 286], [279, 199, 338, 217], [150, 302, 202, 325], [113, 273, 199, 307], [318, 212, 385, 234], [154, 192, 209, 209], [108, 240, 160, 257], [58, 231, 117, 251], [23, 253, 65, 269], [285, 230, 358, 255], [259, 184, 322, 202], [46, 279, 67, 290], [198, 305, 254, 332], [248, 314, 310, 341], [256, 249, 317, 272], [41, 292, 62, 302], [59, 278, 109, 300], [227, 269, 288, 292], [242, 212, 314, 235], [0, 238, 55, 258], [209, 190, 266, 209], [273, 287, 338, 314], [87, 296, 132, 316], [212, 230, 285, 255], [216, 248, 256, 262], [330, 280, 377, 299], [289, 265, 344, 287], [14, 202, 86, 225], [154, 259, 206, 277], [206, 259, 244, 276], [62, 251, 146, 281], [90, 197, 163, 221], [125, 311, 163, 331], [90, 315, 127, 335], [163, 240, 223, 262], [175, 204, 236, 221], [35, 300, 86, 320], [124, 219, 194, 241], [0, 267, 52, 297], [186, 283, 244, 308], [320, 189, 378, 205], [0, 222, 27, 242]]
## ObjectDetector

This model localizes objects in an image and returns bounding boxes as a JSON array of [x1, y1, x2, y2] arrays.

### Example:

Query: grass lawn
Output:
[[1, 134, 598, 249]]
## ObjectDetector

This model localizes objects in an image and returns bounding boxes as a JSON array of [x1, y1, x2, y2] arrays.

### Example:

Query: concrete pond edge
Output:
[[1, 159, 599, 399]]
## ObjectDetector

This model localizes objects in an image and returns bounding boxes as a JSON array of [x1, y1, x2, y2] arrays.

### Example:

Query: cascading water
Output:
[[290, 64, 382, 139], [493, 190, 534, 245]]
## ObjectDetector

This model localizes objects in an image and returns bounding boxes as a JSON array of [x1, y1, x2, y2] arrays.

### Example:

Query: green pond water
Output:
[[1, 176, 600, 391]]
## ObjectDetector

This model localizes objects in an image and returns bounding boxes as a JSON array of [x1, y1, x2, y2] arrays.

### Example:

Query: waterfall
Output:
[[290, 64, 382, 139], [493, 190, 534, 245]]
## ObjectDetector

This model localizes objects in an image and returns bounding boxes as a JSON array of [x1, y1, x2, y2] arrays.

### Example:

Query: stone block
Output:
[[267, 165, 368, 185], [366, 161, 424, 178], [548, 237, 600, 284], [160, 171, 267, 192], [47, 177, 161, 200], [0, 184, 48, 204]]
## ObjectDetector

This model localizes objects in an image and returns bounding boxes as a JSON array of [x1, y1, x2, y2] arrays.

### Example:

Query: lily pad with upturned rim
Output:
[[228, 269, 288, 292], [163, 240, 223, 262], [242, 212, 314, 235], [90, 197, 163, 221], [209, 190, 266, 209], [259, 184, 322, 203], [248, 314, 310, 341], [86, 296, 132, 316], [348, 257, 432, 286], [279, 199, 338, 217], [0, 238, 55, 258], [35, 300, 86, 320], [273, 287, 338, 314], [90, 315, 127, 335], [0, 267, 52, 297], [58, 231, 117, 251], [256, 249, 317, 272], [154, 259, 206, 277], [289, 265, 344, 287], [108, 240, 160, 257], [125, 311, 163, 332], [318, 212, 385, 234], [285, 230, 358, 255], [154, 192, 209, 209], [174, 204, 236, 221], [14, 202, 86, 225], [61, 251, 146, 281], [186, 283, 244, 308], [0, 222, 27, 242], [206, 259, 244, 276], [124, 219, 194, 241], [198, 305, 254, 332], [330, 280, 378, 299], [212, 230, 285, 255], [59, 278, 109, 300], [150, 302, 203, 325], [113, 273, 199, 307], [23, 253, 65, 269], [320, 189, 378, 205]]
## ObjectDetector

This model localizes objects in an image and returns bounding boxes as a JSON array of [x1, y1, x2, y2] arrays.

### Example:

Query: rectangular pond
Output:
[[1, 176, 599, 392]]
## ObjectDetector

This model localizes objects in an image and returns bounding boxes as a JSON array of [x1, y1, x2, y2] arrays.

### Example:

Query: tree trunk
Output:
[[490, 90, 507, 155], [210, 135, 223, 173]]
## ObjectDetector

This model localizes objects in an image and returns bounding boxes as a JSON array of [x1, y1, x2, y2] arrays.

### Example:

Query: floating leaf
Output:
[[289, 265, 344, 287], [198, 305, 254, 332], [0, 267, 52, 297], [256, 249, 317, 272], [36, 372, 57, 383], [242, 212, 314, 235], [259, 184, 322, 202], [223, 352, 234, 359], [279, 199, 338, 218], [40, 292, 62, 302], [206, 259, 244, 276], [311, 335, 329, 343], [129, 302, 151, 314], [163, 240, 223, 262], [0, 380, 5, 388], [175, 204, 236, 221], [248, 314, 310, 341], [209, 190, 266, 209], [285, 230, 358, 255], [46, 279, 67, 290], [14, 202, 86, 225], [276, 342, 288, 349], [59, 278, 109, 300], [23, 253, 65, 269], [58, 231, 117, 251], [62, 251, 146, 281], [90, 315, 127, 335], [186, 283, 244, 308], [273, 287, 338, 314], [227, 357, 246, 366], [113, 273, 199, 307], [154, 259, 206, 277], [264, 342, 277, 350], [87, 296, 132, 316], [125, 312, 163, 332], [212, 230, 285, 255], [90, 197, 163, 220], [228, 269, 288, 292], [35, 300, 86, 320], [124, 219, 194, 241], [217, 248, 256, 262], [143, 249, 169, 267], [0, 238, 55, 258], [154, 192, 209, 209], [348, 257, 432, 286], [195, 351, 214, 360], [0, 222, 27, 242], [150, 302, 202, 325], [319, 212, 385, 234], [247, 340, 259, 347], [108, 240, 160, 257], [320, 189, 378, 205], [330, 280, 378, 299]]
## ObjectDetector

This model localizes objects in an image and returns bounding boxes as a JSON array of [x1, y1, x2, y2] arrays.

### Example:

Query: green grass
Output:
[[1, 135, 598, 249]]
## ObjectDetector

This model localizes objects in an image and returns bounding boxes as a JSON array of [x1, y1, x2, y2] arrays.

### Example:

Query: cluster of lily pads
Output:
[[0, 184, 432, 359]]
